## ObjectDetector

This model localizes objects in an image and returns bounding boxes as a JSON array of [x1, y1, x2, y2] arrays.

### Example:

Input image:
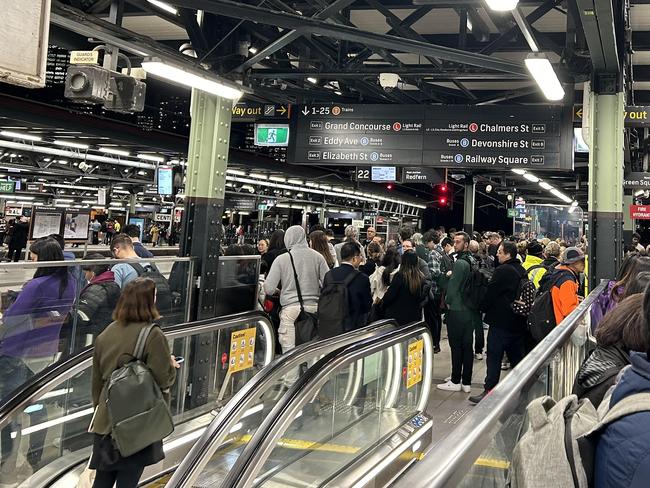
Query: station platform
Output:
[[0, 277, 602, 488]]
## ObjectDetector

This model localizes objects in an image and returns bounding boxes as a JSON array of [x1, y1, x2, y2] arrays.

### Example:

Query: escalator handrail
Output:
[[0, 310, 274, 430], [166, 319, 400, 488], [223, 322, 432, 488], [394, 280, 609, 488]]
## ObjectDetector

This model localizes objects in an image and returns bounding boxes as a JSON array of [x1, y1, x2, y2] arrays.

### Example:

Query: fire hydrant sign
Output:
[[630, 205, 650, 220], [406, 339, 424, 389], [228, 328, 256, 373]]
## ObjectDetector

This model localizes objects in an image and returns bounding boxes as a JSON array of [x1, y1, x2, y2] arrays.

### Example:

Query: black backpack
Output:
[[130, 263, 172, 315], [317, 270, 359, 339], [459, 255, 489, 311], [527, 269, 574, 343]]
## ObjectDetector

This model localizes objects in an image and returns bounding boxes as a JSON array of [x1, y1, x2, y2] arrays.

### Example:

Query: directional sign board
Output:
[[574, 104, 650, 127], [401, 167, 445, 184], [624, 172, 650, 189], [289, 104, 573, 171], [232, 103, 290, 122]]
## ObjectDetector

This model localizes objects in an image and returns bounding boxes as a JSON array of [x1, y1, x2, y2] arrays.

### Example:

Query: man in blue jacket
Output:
[[594, 350, 650, 487]]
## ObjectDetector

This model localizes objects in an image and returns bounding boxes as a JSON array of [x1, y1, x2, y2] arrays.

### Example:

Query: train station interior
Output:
[[0, 0, 644, 487]]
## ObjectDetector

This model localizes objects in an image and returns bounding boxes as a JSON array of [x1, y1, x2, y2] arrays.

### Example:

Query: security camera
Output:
[[379, 73, 400, 92]]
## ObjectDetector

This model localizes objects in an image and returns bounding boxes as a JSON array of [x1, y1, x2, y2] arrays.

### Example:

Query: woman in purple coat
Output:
[[0, 238, 77, 480]]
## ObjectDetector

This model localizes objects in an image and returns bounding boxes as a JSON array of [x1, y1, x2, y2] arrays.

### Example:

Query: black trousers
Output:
[[484, 327, 525, 391], [473, 311, 484, 354], [447, 311, 474, 386], [423, 297, 442, 349], [7, 245, 23, 262], [93, 467, 145, 488]]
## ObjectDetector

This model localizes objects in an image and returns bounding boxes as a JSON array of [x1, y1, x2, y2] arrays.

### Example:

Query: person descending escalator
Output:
[[381, 252, 427, 327], [88, 278, 179, 488]]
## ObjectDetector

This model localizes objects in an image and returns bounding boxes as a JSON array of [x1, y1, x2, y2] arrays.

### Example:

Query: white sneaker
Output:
[[445, 376, 451, 382], [437, 380, 461, 392], [474, 353, 484, 361], [461, 384, 472, 393]]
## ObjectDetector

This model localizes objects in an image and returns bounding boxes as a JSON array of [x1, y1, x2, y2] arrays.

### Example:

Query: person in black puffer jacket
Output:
[[74, 254, 121, 347], [572, 293, 646, 409]]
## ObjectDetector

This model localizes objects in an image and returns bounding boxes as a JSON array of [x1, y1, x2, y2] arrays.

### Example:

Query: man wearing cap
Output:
[[546, 247, 586, 325], [522, 241, 545, 274]]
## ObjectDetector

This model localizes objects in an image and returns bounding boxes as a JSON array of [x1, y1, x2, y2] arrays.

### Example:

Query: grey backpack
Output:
[[509, 393, 650, 488], [105, 324, 174, 457]]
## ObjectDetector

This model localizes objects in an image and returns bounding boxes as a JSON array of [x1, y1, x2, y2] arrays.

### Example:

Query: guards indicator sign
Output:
[[255, 124, 289, 147], [289, 104, 573, 171]]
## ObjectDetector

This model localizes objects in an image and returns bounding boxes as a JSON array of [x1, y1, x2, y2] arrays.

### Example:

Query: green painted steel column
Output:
[[463, 180, 475, 234], [182, 89, 230, 319], [180, 89, 231, 409], [587, 90, 624, 288]]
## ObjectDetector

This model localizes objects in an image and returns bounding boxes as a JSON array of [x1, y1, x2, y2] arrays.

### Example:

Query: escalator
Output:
[[0, 312, 400, 488], [166, 322, 434, 488], [0, 311, 275, 488]]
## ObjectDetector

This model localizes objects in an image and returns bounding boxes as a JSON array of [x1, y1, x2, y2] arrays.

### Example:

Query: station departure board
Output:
[[289, 104, 574, 171]]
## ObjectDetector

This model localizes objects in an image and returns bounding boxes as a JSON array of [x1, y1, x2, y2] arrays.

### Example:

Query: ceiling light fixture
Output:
[[248, 47, 258, 55], [525, 53, 565, 101], [146, 0, 178, 15], [484, 0, 519, 11], [551, 188, 573, 203], [53, 140, 89, 150], [511, 168, 526, 175], [137, 153, 165, 163], [0, 131, 42, 142], [539, 181, 553, 190], [142, 57, 243, 100], [523, 173, 540, 183], [99, 147, 130, 157], [307, 77, 318, 84]]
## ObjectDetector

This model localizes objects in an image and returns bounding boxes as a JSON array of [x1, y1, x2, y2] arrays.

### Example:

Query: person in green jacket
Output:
[[438, 232, 476, 393]]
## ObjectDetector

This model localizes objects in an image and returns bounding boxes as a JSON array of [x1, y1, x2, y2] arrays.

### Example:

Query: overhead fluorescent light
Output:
[[137, 153, 165, 163], [288, 179, 304, 185], [485, 0, 519, 11], [142, 57, 243, 100], [99, 147, 130, 157], [269, 176, 286, 183], [53, 140, 89, 150], [248, 173, 268, 180], [551, 188, 573, 203], [0, 131, 41, 142], [525, 53, 565, 101], [635, 189, 645, 197], [146, 0, 178, 15], [523, 173, 540, 183], [539, 181, 553, 190], [9, 196, 35, 201], [226, 169, 246, 176], [55, 198, 74, 203], [248, 47, 258, 55], [511, 168, 526, 175], [307, 77, 318, 84]]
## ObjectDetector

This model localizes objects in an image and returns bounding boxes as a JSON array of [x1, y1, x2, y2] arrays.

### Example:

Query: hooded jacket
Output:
[[264, 226, 329, 307], [594, 352, 650, 488], [76, 270, 121, 338]]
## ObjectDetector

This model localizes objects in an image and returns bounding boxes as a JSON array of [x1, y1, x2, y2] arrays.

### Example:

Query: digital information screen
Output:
[[157, 166, 173, 196], [371, 166, 396, 181]]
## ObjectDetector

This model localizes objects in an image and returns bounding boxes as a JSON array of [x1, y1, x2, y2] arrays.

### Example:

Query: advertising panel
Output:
[[63, 211, 90, 240]]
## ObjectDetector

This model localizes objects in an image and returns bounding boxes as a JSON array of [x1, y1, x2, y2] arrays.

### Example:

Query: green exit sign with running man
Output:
[[255, 124, 290, 147]]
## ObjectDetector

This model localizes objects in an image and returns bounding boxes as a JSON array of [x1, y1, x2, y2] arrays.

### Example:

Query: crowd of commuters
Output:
[[1, 218, 648, 487]]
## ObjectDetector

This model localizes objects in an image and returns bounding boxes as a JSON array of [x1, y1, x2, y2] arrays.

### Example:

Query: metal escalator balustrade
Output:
[[0, 311, 274, 488], [221, 322, 434, 488], [165, 319, 399, 488], [393, 280, 608, 488]]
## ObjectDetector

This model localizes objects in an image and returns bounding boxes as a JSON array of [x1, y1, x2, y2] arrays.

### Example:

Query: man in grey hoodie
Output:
[[264, 226, 330, 361]]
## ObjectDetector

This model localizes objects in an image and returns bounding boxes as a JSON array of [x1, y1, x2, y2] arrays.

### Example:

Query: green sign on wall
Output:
[[507, 208, 517, 218], [255, 124, 289, 147], [0, 181, 15, 193]]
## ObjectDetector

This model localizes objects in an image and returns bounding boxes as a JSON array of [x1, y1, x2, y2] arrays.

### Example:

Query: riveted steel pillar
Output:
[[623, 192, 634, 245], [463, 180, 475, 234], [587, 90, 624, 289], [180, 89, 231, 408]]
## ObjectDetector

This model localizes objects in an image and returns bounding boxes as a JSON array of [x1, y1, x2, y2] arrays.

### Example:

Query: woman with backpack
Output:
[[381, 252, 426, 326], [89, 278, 179, 488]]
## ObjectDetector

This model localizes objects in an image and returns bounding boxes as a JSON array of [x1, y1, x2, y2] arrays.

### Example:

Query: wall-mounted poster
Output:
[[30, 207, 64, 240], [64, 210, 90, 241]]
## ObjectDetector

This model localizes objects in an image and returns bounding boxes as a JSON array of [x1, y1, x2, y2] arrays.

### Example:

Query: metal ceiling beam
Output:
[[576, 0, 620, 73], [171, 0, 528, 75], [474, 86, 540, 105], [248, 69, 527, 79], [233, 0, 357, 73]]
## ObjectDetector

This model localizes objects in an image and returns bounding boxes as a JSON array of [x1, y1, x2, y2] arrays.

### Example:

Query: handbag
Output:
[[368, 300, 384, 323], [76, 457, 96, 488], [288, 251, 319, 345]]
